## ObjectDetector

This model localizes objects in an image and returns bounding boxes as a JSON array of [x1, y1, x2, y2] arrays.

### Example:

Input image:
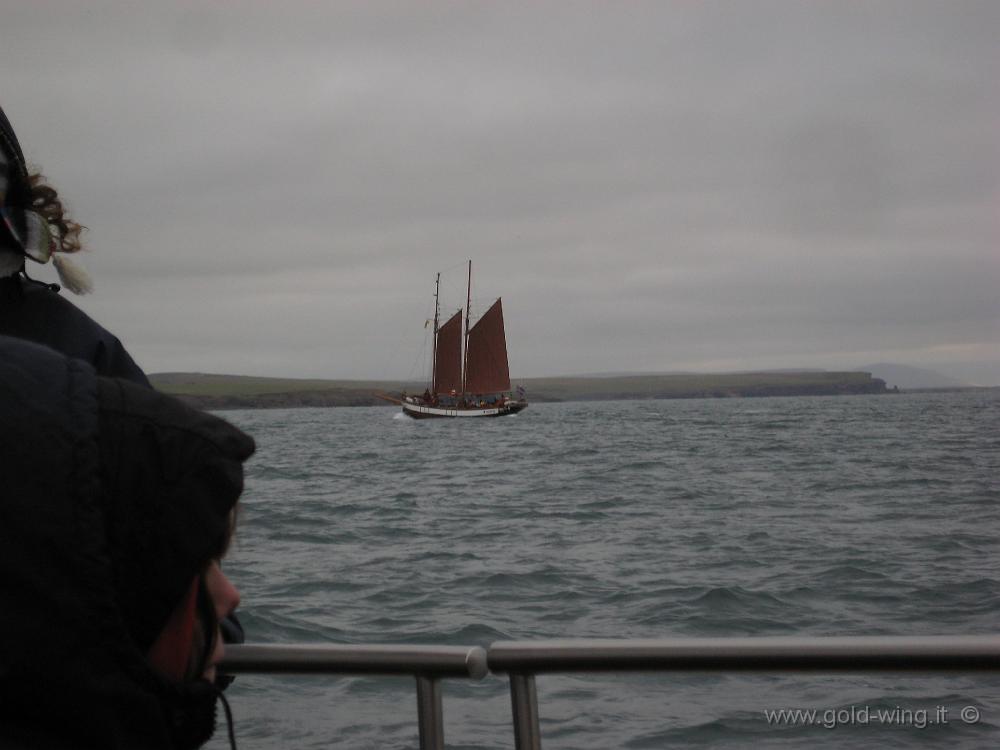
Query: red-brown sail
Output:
[[464, 298, 511, 394], [433, 310, 463, 394]]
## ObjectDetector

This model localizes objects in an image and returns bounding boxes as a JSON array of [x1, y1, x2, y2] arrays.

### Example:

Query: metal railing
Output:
[[222, 644, 487, 749], [488, 636, 1000, 750], [221, 635, 1000, 749]]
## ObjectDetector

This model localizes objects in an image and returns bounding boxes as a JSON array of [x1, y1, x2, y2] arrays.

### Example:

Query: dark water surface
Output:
[[207, 391, 1000, 749]]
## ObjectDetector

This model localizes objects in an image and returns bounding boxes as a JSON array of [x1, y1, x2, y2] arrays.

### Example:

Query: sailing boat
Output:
[[400, 261, 528, 419]]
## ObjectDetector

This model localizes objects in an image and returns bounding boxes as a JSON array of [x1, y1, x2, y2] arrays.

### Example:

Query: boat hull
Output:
[[401, 400, 527, 419]]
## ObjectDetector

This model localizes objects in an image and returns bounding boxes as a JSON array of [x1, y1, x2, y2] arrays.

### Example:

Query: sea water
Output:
[[207, 391, 999, 749]]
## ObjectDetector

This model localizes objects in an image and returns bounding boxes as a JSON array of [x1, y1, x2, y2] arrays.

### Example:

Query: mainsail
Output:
[[433, 310, 463, 394], [464, 298, 511, 394]]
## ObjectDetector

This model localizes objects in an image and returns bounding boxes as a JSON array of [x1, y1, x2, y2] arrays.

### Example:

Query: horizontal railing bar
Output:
[[487, 635, 1000, 673], [221, 644, 489, 678], [222, 636, 1000, 678]]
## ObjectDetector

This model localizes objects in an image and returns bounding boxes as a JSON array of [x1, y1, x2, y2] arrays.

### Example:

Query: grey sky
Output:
[[3, 1, 997, 383]]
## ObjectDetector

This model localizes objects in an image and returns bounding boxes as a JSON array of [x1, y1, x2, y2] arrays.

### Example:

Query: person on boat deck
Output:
[[0, 104, 149, 384], [0, 103, 250, 655], [0, 335, 255, 749]]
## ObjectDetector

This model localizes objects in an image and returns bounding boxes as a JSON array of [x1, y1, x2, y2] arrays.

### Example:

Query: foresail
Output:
[[464, 298, 511, 394], [433, 310, 463, 394]]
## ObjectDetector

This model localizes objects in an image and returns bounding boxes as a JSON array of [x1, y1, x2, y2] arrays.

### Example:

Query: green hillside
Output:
[[150, 370, 889, 410]]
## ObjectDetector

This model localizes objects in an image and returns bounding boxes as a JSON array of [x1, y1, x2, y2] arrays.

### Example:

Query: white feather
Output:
[[52, 253, 93, 294]]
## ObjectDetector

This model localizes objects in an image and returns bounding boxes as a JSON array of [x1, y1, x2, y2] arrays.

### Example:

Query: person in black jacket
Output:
[[1, 102, 250, 656], [0, 103, 149, 385], [0, 335, 254, 749]]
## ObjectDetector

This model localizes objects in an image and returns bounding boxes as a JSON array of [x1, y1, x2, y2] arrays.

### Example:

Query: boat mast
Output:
[[431, 272, 440, 394], [462, 259, 471, 397]]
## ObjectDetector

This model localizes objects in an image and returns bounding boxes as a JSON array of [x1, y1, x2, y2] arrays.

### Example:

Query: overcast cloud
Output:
[[2, 1, 997, 383]]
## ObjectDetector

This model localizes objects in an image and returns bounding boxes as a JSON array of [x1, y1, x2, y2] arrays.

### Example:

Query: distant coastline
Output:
[[151, 371, 894, 410]]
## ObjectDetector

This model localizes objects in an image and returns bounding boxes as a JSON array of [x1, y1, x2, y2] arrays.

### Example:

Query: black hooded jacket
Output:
[[0, 275, 150, 386], [0, 335, 254, 749]]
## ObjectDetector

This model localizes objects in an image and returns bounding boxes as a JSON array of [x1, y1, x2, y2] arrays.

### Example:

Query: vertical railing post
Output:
[[509, 673, 541, 750], [415, 674, 444, 750]]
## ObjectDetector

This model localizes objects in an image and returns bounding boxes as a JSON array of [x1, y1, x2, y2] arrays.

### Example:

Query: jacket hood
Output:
[[0, 104, 32, 256], [98, 376, 255, 652], [0, 335, 254, 748]]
